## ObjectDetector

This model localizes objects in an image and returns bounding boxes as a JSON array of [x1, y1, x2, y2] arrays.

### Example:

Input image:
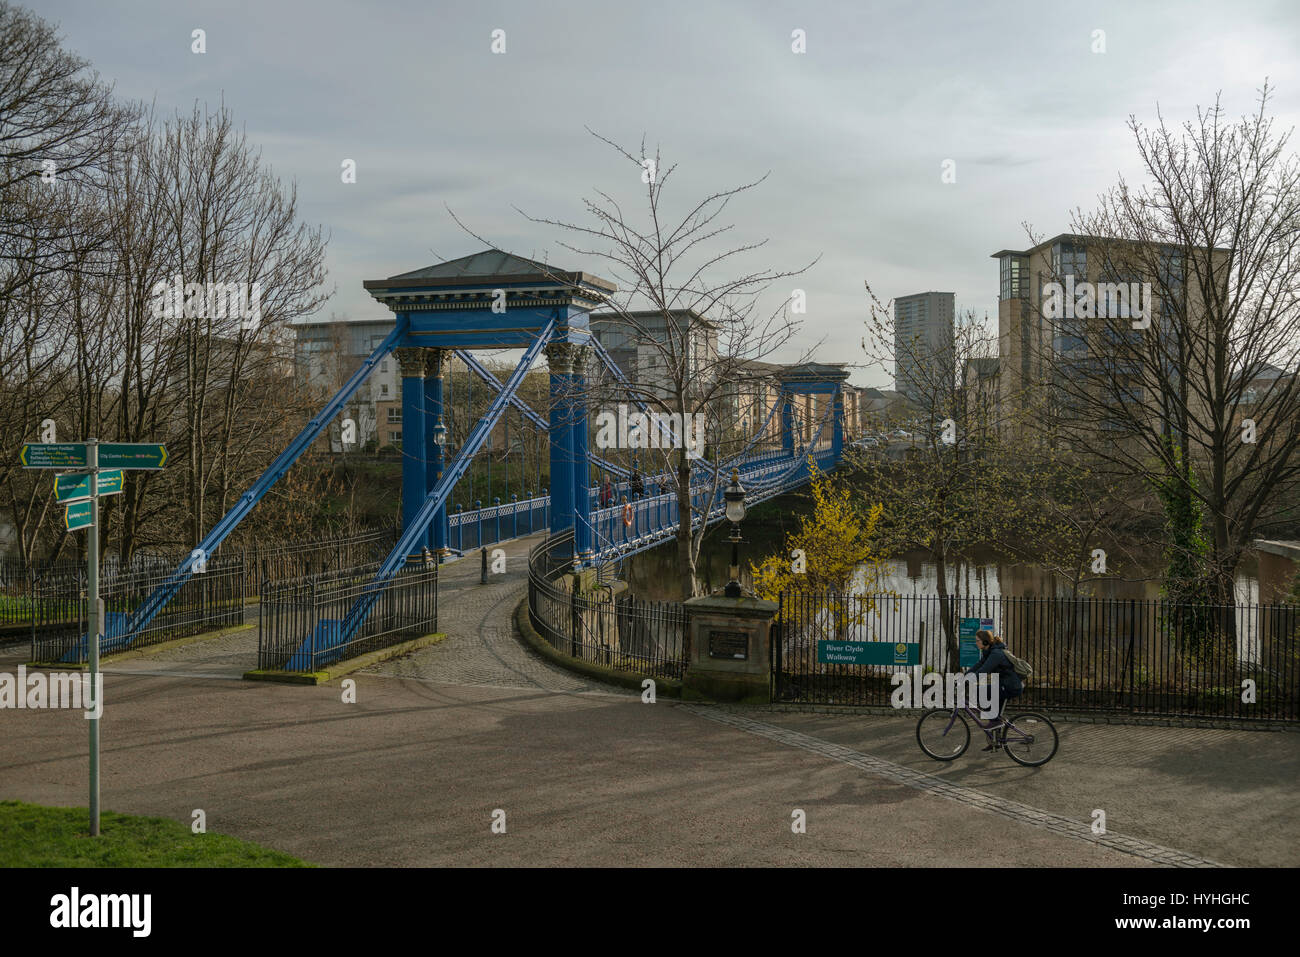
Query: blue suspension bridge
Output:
[[111, 250, 863, 666]]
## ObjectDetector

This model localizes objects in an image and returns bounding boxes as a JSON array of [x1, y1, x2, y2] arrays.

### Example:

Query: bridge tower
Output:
[[777, 363, 851, 464], [363, 250, 615, 565]]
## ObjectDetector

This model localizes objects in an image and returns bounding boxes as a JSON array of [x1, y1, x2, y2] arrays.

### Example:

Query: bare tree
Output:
[[513, 132, 817, 599], [0, 1, 132, 302], [1026, 84, 1300, 610], [858, 288, 1024, 667]]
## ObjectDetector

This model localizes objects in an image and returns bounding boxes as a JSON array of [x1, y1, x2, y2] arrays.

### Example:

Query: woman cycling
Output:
[[969, 629, 1023, 750]]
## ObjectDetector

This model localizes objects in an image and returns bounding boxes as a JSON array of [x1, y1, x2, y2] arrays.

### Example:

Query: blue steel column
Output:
[[571, 345, 592, 565], [546, 342, 575, 537], [780, 388, 795, 457], [424, 349, 448, 557], [395, 347, 428, 566], [832, 384, 845, 461]]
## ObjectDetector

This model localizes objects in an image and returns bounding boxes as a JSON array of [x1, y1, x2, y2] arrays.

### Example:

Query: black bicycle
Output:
[[916, 703, 1059, 766]]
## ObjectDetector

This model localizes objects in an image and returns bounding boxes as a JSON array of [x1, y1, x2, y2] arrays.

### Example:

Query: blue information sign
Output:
[[959, 617, 994, 667]]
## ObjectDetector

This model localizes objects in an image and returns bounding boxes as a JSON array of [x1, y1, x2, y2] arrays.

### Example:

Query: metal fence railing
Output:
[[29, 559, 246, 664], [451, 494, 549, 552], [528, 533, 688, 679], [0, 523, 400, 632], [257, 560, 438, 672], [240, 523, 400, 595], [774, 591, 1300, 722]]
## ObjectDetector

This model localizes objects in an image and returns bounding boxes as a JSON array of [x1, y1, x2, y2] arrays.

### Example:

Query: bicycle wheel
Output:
[[1002, 712, 1059, 767], [917, 709, 970, 760]]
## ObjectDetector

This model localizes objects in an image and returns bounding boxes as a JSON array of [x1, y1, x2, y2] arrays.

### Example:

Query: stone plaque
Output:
[[709, 629, 749, 660]]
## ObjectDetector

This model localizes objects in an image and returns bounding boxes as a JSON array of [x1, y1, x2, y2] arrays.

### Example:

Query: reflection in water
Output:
[[624, 532, 1260, 604], [621, 516, 1267, 667]]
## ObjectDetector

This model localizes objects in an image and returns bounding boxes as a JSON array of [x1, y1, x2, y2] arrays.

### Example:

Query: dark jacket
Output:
[[970, 644, 1023, 698]]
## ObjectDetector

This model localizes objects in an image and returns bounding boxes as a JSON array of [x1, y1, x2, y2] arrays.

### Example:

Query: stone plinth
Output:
[[682, 594, 778, 704]]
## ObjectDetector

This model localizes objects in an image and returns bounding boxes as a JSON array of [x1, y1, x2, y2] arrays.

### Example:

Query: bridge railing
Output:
[[450, 494, 549, 552], [527, 532, 688, 679], [257, 559, 438, 672]]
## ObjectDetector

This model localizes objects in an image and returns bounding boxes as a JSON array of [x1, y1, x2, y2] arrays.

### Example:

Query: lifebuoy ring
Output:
[[622, 503, 633, 527]]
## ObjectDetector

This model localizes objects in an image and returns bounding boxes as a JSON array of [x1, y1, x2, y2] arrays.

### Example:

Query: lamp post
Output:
[[724, 468, 746, 598]]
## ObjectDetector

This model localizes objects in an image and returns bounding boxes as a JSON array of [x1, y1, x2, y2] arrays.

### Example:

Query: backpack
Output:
[[1003, 649, 1033, 680]]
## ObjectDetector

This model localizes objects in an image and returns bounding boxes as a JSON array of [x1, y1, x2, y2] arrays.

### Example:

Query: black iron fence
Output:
[[775, 591, 1300, 722], [29, 559, 246, 664], [240, 523, 400, 595], [0, 523, 400, 630], [257, 560, 438, 672], [527, 533, 688, 679]]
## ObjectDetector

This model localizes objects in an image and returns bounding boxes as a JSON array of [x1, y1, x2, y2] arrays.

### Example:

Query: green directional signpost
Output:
[[20, 438, 166, 837], [64, 500, 93, 531], [56, 469, 124, 504], [99, 443, 167, 470], [19, 443, 87, 469]]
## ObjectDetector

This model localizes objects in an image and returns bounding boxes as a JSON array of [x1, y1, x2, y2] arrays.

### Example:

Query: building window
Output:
[[380, 383, 389, 397], [387, 408, 402, 424], [1052, 242, 1087, 283], [1000, 256, 1028, 299], [390, 431, 401, 443]]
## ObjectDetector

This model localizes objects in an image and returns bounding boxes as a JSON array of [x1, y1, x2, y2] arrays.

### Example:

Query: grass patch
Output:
[[0, 800, 311, 867]]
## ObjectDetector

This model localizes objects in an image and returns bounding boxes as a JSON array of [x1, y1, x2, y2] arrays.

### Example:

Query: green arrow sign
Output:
[[55, 469, 124, 503], [99, 443, 167, 470], [20, 443, 87, 469], [65, 500, 93, 531]]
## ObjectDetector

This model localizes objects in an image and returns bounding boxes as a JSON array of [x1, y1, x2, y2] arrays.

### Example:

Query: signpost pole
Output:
[[86, 438, 100, 837]]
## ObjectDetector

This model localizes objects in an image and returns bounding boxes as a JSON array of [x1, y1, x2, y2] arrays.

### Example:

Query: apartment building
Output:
[[894, 292, 955, 403], [589, 309, 719, 401], [293, 317, 401, 450], [991, 233, 1229, 438]]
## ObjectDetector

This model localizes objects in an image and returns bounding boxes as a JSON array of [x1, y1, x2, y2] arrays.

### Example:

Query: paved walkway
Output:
[[360, 532, 627, 694], [1, 532, 1296, 867]]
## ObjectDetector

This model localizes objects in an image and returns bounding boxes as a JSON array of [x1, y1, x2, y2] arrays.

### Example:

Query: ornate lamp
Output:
[[724, 468, 746, 598]]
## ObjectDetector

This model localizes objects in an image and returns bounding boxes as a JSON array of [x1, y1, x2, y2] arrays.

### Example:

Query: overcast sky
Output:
[[31, 0, 1300, 388]]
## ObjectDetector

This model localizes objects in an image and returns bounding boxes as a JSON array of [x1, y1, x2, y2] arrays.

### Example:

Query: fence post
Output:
[[28, 565, 36, 661], [309, 578, 317, 673], [570, 581, 581, 658], [475, 500, 483, 549], [494, 497, 501, 544], [774, 592, 783, 700], [455, 504, 463, 552], [257, 574, 265, 669], [511, 494, 518, 539], [1127, 598, 1137, 714]]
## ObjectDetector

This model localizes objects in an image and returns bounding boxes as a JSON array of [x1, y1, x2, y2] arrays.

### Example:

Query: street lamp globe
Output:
[[724, 469, 746, 598], [724, 469, 746, 524]]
